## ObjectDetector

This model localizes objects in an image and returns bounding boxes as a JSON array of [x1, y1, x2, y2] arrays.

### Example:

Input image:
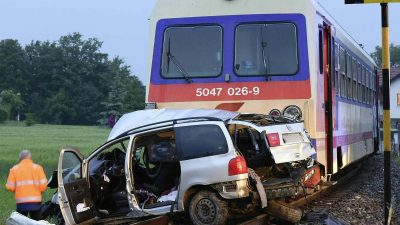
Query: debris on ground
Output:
[[6, 212, 55, 225], [299, 211, 350, 225]]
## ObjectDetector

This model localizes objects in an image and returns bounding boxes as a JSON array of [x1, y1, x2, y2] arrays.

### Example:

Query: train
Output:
[[145, 0, 379, 179]]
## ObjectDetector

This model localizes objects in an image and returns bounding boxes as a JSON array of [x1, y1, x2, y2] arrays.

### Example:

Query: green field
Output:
[[0, 121, 110, 223]]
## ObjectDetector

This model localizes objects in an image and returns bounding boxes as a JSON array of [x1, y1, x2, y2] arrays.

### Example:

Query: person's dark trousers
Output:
[[16, 202, 42, 220]]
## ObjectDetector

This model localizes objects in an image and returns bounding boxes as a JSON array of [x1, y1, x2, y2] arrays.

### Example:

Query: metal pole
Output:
[[381, 3, 392, 225]]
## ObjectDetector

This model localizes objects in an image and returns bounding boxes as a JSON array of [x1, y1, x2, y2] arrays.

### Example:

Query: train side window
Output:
[[334, 43, 339, 94], [363, 67, 367, 103], [371, 73, 373, 105], [366, 70, 370, 105], [358, 64, 362, 102], [340, 48, 346, 97], [346, 54, 352, 99], [371, 71, 375, 104], [353, 59, 358, 101], [350, 57, 358, 100]]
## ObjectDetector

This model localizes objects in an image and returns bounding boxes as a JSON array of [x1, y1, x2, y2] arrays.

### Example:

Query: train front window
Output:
[[161, 25, 223, 79], [235, 23, 298, 76]]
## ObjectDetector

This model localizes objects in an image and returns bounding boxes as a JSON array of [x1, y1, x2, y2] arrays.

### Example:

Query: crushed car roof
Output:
[[108, 108, 239, 141]]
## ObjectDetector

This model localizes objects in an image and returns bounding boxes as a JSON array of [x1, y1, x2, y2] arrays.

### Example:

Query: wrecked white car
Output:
[[49, 109, 319, 225]]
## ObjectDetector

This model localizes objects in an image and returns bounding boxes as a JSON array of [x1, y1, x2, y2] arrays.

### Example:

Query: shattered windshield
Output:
[[161, 25, 223, 79], [235, 23, 298, 76]]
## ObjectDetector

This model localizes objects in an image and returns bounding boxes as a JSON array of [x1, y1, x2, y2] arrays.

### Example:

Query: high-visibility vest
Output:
[[5, 159, 47, 204]]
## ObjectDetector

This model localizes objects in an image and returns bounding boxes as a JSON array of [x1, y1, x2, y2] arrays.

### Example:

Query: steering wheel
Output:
[[143, 147, 163, 179], [107, 148, 125, 177]]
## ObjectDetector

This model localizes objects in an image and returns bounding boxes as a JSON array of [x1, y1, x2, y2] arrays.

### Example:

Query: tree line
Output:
[[370, 44, 400, 68], [0, 33, 145, 125]]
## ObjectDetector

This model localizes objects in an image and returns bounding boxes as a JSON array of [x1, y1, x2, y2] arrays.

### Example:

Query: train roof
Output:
[[107, 108, 239, 141], [150, 0, 376, 69]]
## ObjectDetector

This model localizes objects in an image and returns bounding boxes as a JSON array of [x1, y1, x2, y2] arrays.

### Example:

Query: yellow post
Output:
[[381, 3, 392, 225]]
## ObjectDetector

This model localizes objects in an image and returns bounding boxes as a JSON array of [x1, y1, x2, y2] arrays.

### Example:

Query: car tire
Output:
[[189, 190, 228, 225]]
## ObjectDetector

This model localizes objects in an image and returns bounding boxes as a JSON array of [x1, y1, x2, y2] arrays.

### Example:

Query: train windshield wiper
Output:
[[166, 38, 193, 83], [260, 26, 270, 81]]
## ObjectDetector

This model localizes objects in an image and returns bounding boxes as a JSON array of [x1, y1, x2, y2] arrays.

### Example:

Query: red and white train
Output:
[[145, 0, 379, 177]]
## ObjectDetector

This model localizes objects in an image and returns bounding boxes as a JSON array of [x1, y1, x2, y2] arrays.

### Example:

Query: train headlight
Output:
[[283, 105, 302, 120], [269, 109, 282, 118]]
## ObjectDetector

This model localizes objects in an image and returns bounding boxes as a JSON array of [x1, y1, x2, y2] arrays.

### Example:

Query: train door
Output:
[[322, 24, 334, 175]]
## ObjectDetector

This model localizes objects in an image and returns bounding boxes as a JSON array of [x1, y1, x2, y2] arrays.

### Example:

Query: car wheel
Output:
[[189, 190, 228, 225]]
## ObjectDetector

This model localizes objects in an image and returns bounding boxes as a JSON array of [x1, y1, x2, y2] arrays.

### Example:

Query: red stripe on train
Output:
[[148, 80, 311, 103]]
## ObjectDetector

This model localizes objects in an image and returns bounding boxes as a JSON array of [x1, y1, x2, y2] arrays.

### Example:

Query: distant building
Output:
[[378, 67, 400, 127]]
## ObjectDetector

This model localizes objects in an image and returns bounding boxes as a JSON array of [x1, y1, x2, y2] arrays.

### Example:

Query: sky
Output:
[[1, 0, 399, 83]]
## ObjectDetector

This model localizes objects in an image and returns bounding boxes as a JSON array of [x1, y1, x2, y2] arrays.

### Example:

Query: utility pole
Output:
[[381, 4, 392, 224], [344, 1, 394, 224]]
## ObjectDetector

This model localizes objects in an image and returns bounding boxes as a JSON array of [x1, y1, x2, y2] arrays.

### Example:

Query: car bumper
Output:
[[213, 179, 250, 199]]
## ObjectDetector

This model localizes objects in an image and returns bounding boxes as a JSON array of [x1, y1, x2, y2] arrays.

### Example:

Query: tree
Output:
[[123, 75, 145, 112], [0, 89, 22, 120], [98, 57, 145, 125], [370, 44, 400, 68], [0, 40, 29, 97], [0, 33, 146, 125]]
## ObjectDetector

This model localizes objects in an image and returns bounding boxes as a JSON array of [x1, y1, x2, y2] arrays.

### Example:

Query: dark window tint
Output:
[[235, 23, 298, 76], [175, 125, 228, 160], [161, 25, 223, 78], [319, 30, 324, 74]]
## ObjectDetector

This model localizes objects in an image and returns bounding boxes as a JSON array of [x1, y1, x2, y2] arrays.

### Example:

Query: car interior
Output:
[[228, 124, 291, 181], [80, 130, 181, 219], [229, 124, 311, 189], [87, 139, 131, 217], [132, 130, 181, 209]]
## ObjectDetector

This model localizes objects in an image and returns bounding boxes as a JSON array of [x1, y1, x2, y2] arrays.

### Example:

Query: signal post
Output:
[[345, 0, 396, 224]]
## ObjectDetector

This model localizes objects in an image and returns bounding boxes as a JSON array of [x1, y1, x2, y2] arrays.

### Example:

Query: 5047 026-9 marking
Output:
[[195, 87, 260, 97]]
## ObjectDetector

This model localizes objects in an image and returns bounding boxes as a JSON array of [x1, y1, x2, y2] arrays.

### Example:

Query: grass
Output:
[[0, 121, 110, 223]]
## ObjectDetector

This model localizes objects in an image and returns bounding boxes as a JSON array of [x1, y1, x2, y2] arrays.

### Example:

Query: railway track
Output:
[[242, 160, 368, 224], [270, 158, 377, 225], [137, 159, 372, 225]]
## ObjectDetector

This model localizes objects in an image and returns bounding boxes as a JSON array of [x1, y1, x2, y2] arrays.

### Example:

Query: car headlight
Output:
[[283, 105, 302, 120], [269, 109, 282, 118]]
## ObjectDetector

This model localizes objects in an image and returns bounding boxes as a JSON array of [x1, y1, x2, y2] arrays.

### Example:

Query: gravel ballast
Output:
[[306, 154, 400, 225]]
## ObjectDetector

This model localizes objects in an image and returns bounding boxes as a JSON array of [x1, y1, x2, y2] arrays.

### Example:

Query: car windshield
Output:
[[235, 23, 298, 76], [161, 25, 223, 79]]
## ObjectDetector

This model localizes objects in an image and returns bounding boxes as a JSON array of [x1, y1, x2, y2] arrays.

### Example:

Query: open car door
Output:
[[58, 148, 96, 225]]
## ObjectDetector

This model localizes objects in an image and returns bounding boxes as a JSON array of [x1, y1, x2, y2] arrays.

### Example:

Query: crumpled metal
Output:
[[248, 168, 267, 208]]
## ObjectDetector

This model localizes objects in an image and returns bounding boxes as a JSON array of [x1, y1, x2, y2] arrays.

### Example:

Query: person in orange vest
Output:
[[5, 150, 47, 220]]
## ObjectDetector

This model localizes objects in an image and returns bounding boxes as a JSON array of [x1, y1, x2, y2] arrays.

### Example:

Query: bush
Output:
[[0, 109, 7, 123], [25, 113, 36, 126]]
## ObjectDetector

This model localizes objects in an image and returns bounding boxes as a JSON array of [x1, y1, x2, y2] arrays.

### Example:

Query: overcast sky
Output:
[[1, 0, 399, 83]]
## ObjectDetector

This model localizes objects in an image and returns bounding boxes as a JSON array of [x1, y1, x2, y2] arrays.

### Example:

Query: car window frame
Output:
[[173, 121, 231, 161]]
